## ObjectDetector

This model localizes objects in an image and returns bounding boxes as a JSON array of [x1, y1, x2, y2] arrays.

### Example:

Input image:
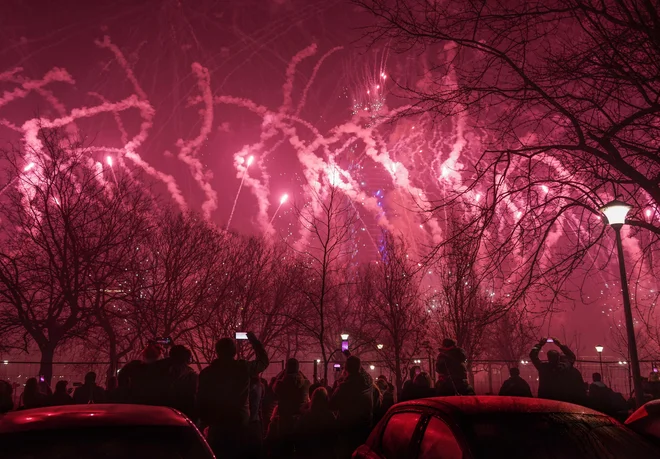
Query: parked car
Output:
[[626, 399, 660, 444], [0, 404, 215, 459], [353, 396, 660, 459]]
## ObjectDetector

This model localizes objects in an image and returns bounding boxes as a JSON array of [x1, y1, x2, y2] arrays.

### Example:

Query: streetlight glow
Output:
[[247, 155, 254, 167], [280, 194, 288, 205], [340, 333, 349, 341], [600, 200, 632, 226], [106, 156, 113, 167], [376, 344, 384, 350], [23, 162, 35, 172], [369, 365, 375, 371], [595, 345, 604, 353], [600, 198, 643, 407]]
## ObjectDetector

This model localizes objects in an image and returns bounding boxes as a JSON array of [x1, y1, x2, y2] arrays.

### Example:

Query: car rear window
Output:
[[465, 412, 660, 459], [0, 425, 213, 459], [381, 412, 421, 459]]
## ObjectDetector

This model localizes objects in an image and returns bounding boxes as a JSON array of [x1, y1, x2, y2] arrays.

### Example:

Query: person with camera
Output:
[[197, 331, 269, 459], [530, 337, 585, 404]]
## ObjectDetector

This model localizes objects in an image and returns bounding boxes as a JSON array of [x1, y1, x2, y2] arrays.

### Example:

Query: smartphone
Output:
[[235, 332, 248, 340], [154, 337, 172, 346], [546, 338, 554, 343], [39, 376, 45, 383], [341, 340, 349, 352], [415, 368, 422, 376], [333, 364, 341, 370]]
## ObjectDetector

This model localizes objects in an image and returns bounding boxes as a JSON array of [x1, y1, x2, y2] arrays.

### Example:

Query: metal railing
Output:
[[1, 357, 655, 406]]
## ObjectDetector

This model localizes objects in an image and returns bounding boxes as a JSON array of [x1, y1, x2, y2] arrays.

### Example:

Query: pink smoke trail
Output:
[[0, 68, 74, 109], [177, 63, 217, 219], [295, 46, 343, 116], [95, 36, 148, 100], [281, 44, 318, 114]]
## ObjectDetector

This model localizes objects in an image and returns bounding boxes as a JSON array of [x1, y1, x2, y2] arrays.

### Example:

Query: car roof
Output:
[[0, 404, 191, 433], [396, 396, 606, 417]]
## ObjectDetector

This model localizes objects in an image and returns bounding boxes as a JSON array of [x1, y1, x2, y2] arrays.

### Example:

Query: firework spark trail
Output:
[[226, 155, 253, 230], [0, 68, 74, 109], [177, 63, 217, 219], [268, 193, 288, 226]]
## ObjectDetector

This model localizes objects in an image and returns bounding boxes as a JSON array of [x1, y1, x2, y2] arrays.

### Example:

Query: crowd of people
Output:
[[0, 334, 659, 458]]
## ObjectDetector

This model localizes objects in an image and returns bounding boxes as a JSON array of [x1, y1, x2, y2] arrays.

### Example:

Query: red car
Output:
[[353, 396, 660, 459], [0, 404, 215, 459], [626, 399, 660, 443]]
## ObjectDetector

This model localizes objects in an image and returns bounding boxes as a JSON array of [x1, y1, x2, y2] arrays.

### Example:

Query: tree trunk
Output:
[[39, 345, 55, 386]]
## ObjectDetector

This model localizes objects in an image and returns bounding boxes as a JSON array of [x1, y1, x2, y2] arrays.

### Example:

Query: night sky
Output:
[[0, 0, 640, 357]]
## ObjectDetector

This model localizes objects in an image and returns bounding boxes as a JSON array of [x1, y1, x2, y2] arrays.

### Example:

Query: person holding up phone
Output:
[[530, 337, 585, 404], [198, 331, 269, 459]]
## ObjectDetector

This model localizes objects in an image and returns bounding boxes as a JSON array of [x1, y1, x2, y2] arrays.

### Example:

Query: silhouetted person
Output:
[[0, 380, 13, 413], [246, 376, 264, 459], [114, 361, 138, 403], [105, 376, 122, 403], [436, 338, 474, 396], [22, 378, 47, 409], [261, 376, 277, 436], [269, 358, 311, 458], [400, 365, 421, 401], [148, 345, 198, 419], [50, 380, 74, 406], [73, 372, 106, 404], [274, 358, 311, 419], [499, 367, 533, 397], [589, 372, 613, 412], [374, 377, 394, 424], [530, 337, 585, 404], [646, 371, 660, 400], [330, 356, 374, 458], [197, 331, 269, 459], [296, 387, 338, 459], [401, 371, 436, 401]]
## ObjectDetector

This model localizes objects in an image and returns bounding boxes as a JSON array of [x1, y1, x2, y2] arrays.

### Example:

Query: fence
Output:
[[2, 357, 657, 406]]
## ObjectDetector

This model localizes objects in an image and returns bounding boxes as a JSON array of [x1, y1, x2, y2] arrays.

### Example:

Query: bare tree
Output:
[[0, 130, 151, 383], [186, 235, 301, 366], [358, 232, 427, 391], [357, 0, 660, 306], [484, 307, 540, 364], [287, 185, 359, 381], [122, 210, 229, 349], [429, 219, 510, 378]]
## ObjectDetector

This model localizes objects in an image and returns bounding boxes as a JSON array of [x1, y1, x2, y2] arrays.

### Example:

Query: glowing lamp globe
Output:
[[600, 200, 632, 226], [377, 344, 384, 350], [340, 333, 349, 341], [23, 162, 35, 172], [595, 345, 604, 353]]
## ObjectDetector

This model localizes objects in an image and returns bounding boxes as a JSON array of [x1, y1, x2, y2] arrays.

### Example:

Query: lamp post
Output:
[[595, 345, 604, 379], [600, 200, 644, 407]]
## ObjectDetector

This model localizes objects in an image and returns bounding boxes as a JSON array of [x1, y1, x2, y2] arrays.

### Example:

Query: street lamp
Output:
[[595, 345, 604, 378], [376, 344, 384, 350], [600, 199, 644, 407], [340, 333, 349, 341]]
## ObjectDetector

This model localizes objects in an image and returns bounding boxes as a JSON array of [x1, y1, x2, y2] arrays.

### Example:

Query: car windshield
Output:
[[465, 412, 660, 459], [0, 425, 213, 459]]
